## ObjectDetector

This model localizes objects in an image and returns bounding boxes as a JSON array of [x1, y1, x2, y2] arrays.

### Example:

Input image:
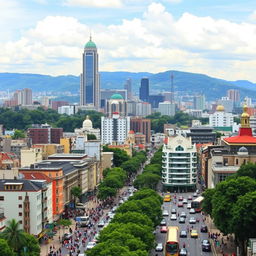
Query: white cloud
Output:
[[1, 2, 256, 82], [249, 10, 256, 22], [65, 0, 123, 8]]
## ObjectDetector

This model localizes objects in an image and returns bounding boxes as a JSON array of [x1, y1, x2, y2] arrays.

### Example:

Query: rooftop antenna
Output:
[[171, 72, 174, 104]]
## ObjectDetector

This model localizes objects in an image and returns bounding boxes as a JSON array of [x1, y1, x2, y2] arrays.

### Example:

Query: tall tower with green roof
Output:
[[80, 36, 100, 109]]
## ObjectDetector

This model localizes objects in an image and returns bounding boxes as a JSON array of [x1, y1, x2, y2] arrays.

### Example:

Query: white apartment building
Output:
[[162, 135, 197, 192], [58, 105, 75, 115], [101, 113, 130, 145], [158, 101, 176, 116], [209, 105, 234, 127], [0, 179, 52, 235]]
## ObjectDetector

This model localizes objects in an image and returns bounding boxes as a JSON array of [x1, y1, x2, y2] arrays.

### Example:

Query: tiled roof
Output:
[[224, 128, 256, 144], [0, 179, 42, 191]]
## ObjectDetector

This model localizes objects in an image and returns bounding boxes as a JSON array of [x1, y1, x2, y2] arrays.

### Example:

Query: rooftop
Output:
[[0, 179, 44, 191]]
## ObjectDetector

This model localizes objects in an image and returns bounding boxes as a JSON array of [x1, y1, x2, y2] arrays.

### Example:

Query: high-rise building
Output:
[[80, 37, 100, 109], [139, 78, 149, 102], [101, 89, 127, 108], [101, 113, 130, 145], [209, 105, 234, 127], [227, 89, 240, 104], [217, 97, 234, 113], [130, 118, 151, 143], [124, 78, 132, 100], [148, 94, 164, 108], [106, 94, 127, 117], [12, 88, 32, 106], [193, 95, 205, 110]]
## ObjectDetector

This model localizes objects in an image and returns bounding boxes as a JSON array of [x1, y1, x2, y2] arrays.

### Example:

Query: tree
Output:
[[58, 219, 72, 237], [87, 134, 97, 140], [1, 219, 26, 253], [134, 173, 160, 190], [202, 188, 215, 216], [112, 212, 153, 228], [20, 232, 40, 256], [103, 146, 130, 167], [211, 177, 256, 235], [0, 238, 15, 256], [236, 162, 256, 180], [70, 186, 82, 206], [97, 185, 117, 200], [231, 191, 256, 255], [12, 129, 25, 139]]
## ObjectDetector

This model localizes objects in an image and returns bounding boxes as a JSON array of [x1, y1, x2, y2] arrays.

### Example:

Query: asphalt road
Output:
[[152, 192, 213, 256]]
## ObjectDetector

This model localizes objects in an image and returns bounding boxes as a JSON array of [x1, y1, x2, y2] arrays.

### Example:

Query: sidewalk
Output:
[[205, 216, 237, 256]]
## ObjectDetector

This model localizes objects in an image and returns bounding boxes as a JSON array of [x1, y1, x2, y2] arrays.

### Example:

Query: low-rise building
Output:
[[20, 147, 43, 167]]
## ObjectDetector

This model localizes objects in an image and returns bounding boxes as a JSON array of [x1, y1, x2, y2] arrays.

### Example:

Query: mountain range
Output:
[[0, 71, 256, 101]]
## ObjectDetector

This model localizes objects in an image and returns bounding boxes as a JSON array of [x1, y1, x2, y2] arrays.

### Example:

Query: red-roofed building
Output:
[[204, 105, 256, 188]]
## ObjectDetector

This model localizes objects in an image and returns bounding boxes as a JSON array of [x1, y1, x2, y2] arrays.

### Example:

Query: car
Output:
[[187, 203, 191, 209], [179, 217, 185, 223], [183, 199, 188, 204], [189, 217, 196, 224], [155, 243, 163, 252], [170, 214, 177, 220], [111, 206, 118, 213], [98, 220, 105, 227], [180, 212, 186, 218], [108, 212, 115, 220], [119, 199, 124, 204], [191, 229, 198, 238], [123, 196, 128, 201], [62, 233, 72, 241], [201, 225, 208, 233], [178, 196, 183, 201], [179, 248, 188, 256], [193, 192, 197, 197], [189, 208, 196, 214], [160, 226, 168, 233], [94, 233, 99, 242], [160, 219, 167, 226], [180, 230, 187, 238], [171, 208, 177, 214], [162, 210, 169, 216], [188, 195, 192, 200], [202, 239, 211, 252], [196, 189, 199, 194], [86, 241, 96, 250], [178, 202, 183, 207]]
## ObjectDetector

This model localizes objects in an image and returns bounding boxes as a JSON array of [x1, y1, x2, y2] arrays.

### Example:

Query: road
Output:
[[152, 192, 213, 256]]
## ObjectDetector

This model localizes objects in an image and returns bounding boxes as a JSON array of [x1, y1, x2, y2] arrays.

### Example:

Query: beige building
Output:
[[32, 144, 64, 159], [101, 152, 114, 171], [21, 147, 43, 167]]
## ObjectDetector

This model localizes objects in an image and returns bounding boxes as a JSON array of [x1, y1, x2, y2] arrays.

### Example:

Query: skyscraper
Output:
[[80, 37, 100, 109], [124, 78, 132, 100], [139, 78, 149, 102]]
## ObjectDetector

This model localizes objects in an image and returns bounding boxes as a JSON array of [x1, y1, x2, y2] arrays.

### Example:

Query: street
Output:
[[152, 192, 213, 256]]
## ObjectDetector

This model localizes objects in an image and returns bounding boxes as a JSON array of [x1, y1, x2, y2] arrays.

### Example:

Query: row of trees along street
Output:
[[86, 149, 163, 256], [0, 219, 40, 256], [98, 147, 147, 200], [202, 162, 256, 256]]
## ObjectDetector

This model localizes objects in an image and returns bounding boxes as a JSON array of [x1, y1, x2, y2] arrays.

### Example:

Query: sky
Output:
[[0, 0, 256, 82]]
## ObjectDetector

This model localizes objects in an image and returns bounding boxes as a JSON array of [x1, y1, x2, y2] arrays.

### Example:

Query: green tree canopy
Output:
[[12, 129, 25, 139], [103, 146, 130, 167], [236, 162, 256, 180], [70, 186, 82, 204], [20, 232, 40, 256], [0, 238, 15, 256], [1, 219, 26, 252]]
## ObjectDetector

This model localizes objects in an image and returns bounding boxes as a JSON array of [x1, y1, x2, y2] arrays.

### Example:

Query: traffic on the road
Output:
[[153, 191, 213, 256]]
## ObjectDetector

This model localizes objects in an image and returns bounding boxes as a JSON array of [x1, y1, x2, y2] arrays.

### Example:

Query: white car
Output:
[[189, 208, 196, 214], [170, 214, 177, 220], [162, 210, 169, 216], [183, 199, 188, 204], [189, 217, 196, 224], [155, 243, 163, 252], [86, 241, 96, 250], [98, 220, 105, 227], [187, 203, 191, 209]]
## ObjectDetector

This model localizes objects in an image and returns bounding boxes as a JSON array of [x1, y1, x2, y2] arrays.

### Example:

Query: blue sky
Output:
[[0, 0, 256, 81]]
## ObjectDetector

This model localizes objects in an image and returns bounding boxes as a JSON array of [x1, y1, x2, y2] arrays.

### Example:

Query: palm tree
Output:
[[2, 219, 26, 252], [70, 186, 82, 208]]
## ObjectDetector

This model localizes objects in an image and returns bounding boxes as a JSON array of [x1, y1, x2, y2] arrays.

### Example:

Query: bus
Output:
[[164, 194, 171, 202], [165, 226, 179, 256], [191, 196, 204, 212]]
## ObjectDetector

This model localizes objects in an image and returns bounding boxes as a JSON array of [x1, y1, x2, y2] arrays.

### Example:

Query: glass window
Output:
[[175, 146, 184, 151]]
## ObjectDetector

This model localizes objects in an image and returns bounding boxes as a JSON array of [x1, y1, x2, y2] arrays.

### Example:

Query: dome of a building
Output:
[[216, 105, 225, 111], [238, 146, 248, 153], [83, 115, 93, 130], [84, 37, 97, 49], [110, 94, 123, 100]]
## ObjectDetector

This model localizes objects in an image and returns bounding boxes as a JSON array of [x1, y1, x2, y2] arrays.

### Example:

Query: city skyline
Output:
[[0, 0, 256, 82]]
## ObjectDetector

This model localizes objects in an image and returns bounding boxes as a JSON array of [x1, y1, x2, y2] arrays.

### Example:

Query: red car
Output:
[[160, 226, 168, 233], [178, 202, 183, 207]]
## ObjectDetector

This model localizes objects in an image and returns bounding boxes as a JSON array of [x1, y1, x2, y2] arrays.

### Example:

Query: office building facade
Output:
[[130, 118, 151, 143]]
